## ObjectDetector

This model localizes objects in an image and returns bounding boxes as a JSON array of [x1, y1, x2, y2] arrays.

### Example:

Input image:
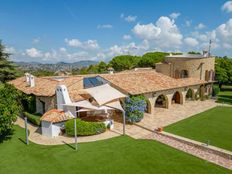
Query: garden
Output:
[[0, 125, 231, 174]]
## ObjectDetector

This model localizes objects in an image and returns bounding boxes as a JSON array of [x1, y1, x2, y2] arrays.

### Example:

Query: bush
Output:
[[23, 112, 41, 126], [212, 86, 220, 97], [125, 95, 147, 123], [65, 118, 106, 136]]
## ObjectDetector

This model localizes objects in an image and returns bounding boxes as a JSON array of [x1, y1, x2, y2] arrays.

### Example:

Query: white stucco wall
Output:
[[41, 121, 64, 138], [41, 121, 53, 138]]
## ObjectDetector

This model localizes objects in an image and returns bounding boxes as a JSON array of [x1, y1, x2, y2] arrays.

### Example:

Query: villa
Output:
[[10, 53, 215, 137]]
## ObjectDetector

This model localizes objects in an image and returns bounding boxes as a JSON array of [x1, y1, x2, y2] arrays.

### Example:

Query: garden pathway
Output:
[[15, 117, 121, 145], [144, 132, 232, 170]]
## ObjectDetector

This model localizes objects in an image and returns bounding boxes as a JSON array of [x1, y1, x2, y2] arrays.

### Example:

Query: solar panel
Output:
[[83, 76, 108, 88]]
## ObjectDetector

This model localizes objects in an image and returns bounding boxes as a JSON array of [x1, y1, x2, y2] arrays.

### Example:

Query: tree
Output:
[[0, 84, 22, 138], [188, 51, 201, 54], [109, 55, 141, 71], [97, 61, 107, 73], [0, 41, 20, 82], [215, 57, 232, 89], [138, 52, 168, 68]]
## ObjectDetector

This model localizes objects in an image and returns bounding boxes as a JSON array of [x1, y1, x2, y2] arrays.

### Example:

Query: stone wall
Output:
[[143, 84, 209, 114], [36, 96, 56, 114], [156, 57, 215, 81]]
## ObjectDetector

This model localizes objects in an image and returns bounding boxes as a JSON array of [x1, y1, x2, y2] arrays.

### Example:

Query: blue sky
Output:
[[0, 0, 232, 63]]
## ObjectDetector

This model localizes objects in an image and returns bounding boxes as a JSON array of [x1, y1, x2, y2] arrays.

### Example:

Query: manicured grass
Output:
[[217, 85, 232, 105], [0, 126, 231, 174], [165, 107, 232, 151]]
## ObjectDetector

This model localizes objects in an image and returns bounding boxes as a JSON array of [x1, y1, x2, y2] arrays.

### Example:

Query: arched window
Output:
[[180, 70, 188, 78]]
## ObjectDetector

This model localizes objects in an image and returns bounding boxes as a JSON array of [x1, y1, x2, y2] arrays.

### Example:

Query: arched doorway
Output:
[[172, 91, 182, 104], [155, 94, 168, 108], [185, 88, 194, 101]]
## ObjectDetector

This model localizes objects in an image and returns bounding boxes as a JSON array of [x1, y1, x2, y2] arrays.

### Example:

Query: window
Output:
[[180, 70, 188, 78]]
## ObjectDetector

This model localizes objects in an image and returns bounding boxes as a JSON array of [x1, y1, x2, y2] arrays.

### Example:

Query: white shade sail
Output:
[[105, 100, 124, 111], [84, 84, 127, 106]]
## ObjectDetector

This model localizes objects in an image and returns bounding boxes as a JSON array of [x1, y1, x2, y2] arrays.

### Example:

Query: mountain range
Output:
[[15, 60, 98, 72]]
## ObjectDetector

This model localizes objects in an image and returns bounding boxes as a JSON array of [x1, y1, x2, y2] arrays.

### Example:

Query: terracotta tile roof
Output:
[[10, 70, 207, 98], [100, 71, 207, 95], [40, 109, 74, 123], [9, 76, 85, 102]]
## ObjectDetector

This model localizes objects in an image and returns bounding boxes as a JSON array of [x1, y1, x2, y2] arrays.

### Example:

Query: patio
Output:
[[113, 99, 218, 139]]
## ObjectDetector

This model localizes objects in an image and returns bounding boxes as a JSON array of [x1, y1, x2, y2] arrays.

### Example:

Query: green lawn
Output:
[[217, 85, 232, 105], [165, 106, 232, 151], [0, 126, 231, 174]]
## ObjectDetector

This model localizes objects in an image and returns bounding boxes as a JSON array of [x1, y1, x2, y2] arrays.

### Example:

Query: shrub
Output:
[[65, 118, 106, 136], [212, 86, 220, 97], [125, 95, 147, 123], [23, 112, 41, 126]]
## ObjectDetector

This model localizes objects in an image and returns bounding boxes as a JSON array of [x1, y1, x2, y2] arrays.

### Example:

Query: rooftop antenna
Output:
[[208, 39, 212, 57]]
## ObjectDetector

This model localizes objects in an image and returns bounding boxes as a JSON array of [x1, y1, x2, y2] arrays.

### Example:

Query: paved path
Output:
[[114, 100, 218, 139], [15, 117, 121, 145], [144, 132, 232, 170]]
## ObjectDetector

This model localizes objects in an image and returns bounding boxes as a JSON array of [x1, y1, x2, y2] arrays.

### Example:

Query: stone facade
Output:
[[156, 56, 215, 81], [144, 84, 211, 114], [36, 96, 56, 114]]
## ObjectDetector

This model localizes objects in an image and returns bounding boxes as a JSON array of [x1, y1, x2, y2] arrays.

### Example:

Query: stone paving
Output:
[[114, 99, 218, 139], [144, 132, 232, 170]]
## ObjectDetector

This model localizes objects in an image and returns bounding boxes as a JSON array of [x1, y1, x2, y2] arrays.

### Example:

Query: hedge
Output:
[[65, 118, 106, 136], [23, 112, 41, 126]]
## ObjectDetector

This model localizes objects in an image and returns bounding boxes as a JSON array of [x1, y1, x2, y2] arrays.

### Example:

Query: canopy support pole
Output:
[[74, 113, 78, 151], [122, 111, 126, 135]]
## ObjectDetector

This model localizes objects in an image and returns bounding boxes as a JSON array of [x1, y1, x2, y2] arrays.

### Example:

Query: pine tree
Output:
[[0, 40, 20, 82]]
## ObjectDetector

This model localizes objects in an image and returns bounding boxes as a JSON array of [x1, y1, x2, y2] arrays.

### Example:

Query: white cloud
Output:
[[97, 24, 113, 29], [132, 16, 183, 48], [222, 1, 232, 12], [184, 37, 199, 47], [120, 13, 124, 18], [25, 48, 43, 58], [65, 38, 82, 47], [195, 23, 206, 30], [123, 34, 132, 40], [169, 12, 181, 19], [65, 38, 99, 50], [185, 20, 191, 27], [5, 46, 16, 54], [133, 23, 161, 40], [32, 38, 40, 44], [214, 18, 232, 49], [124, 15, 137, 22]]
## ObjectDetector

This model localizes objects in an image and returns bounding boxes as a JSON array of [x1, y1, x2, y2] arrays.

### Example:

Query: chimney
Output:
[[56, 85, 71, 110], [25, 73, 30, 85], [203, 50, 208, 57], [29, 75, 35, 87], [107, 67, 114, 74]]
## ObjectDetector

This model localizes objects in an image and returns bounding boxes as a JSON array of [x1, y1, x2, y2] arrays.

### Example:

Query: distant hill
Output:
[[15, 60, 98, 71]]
